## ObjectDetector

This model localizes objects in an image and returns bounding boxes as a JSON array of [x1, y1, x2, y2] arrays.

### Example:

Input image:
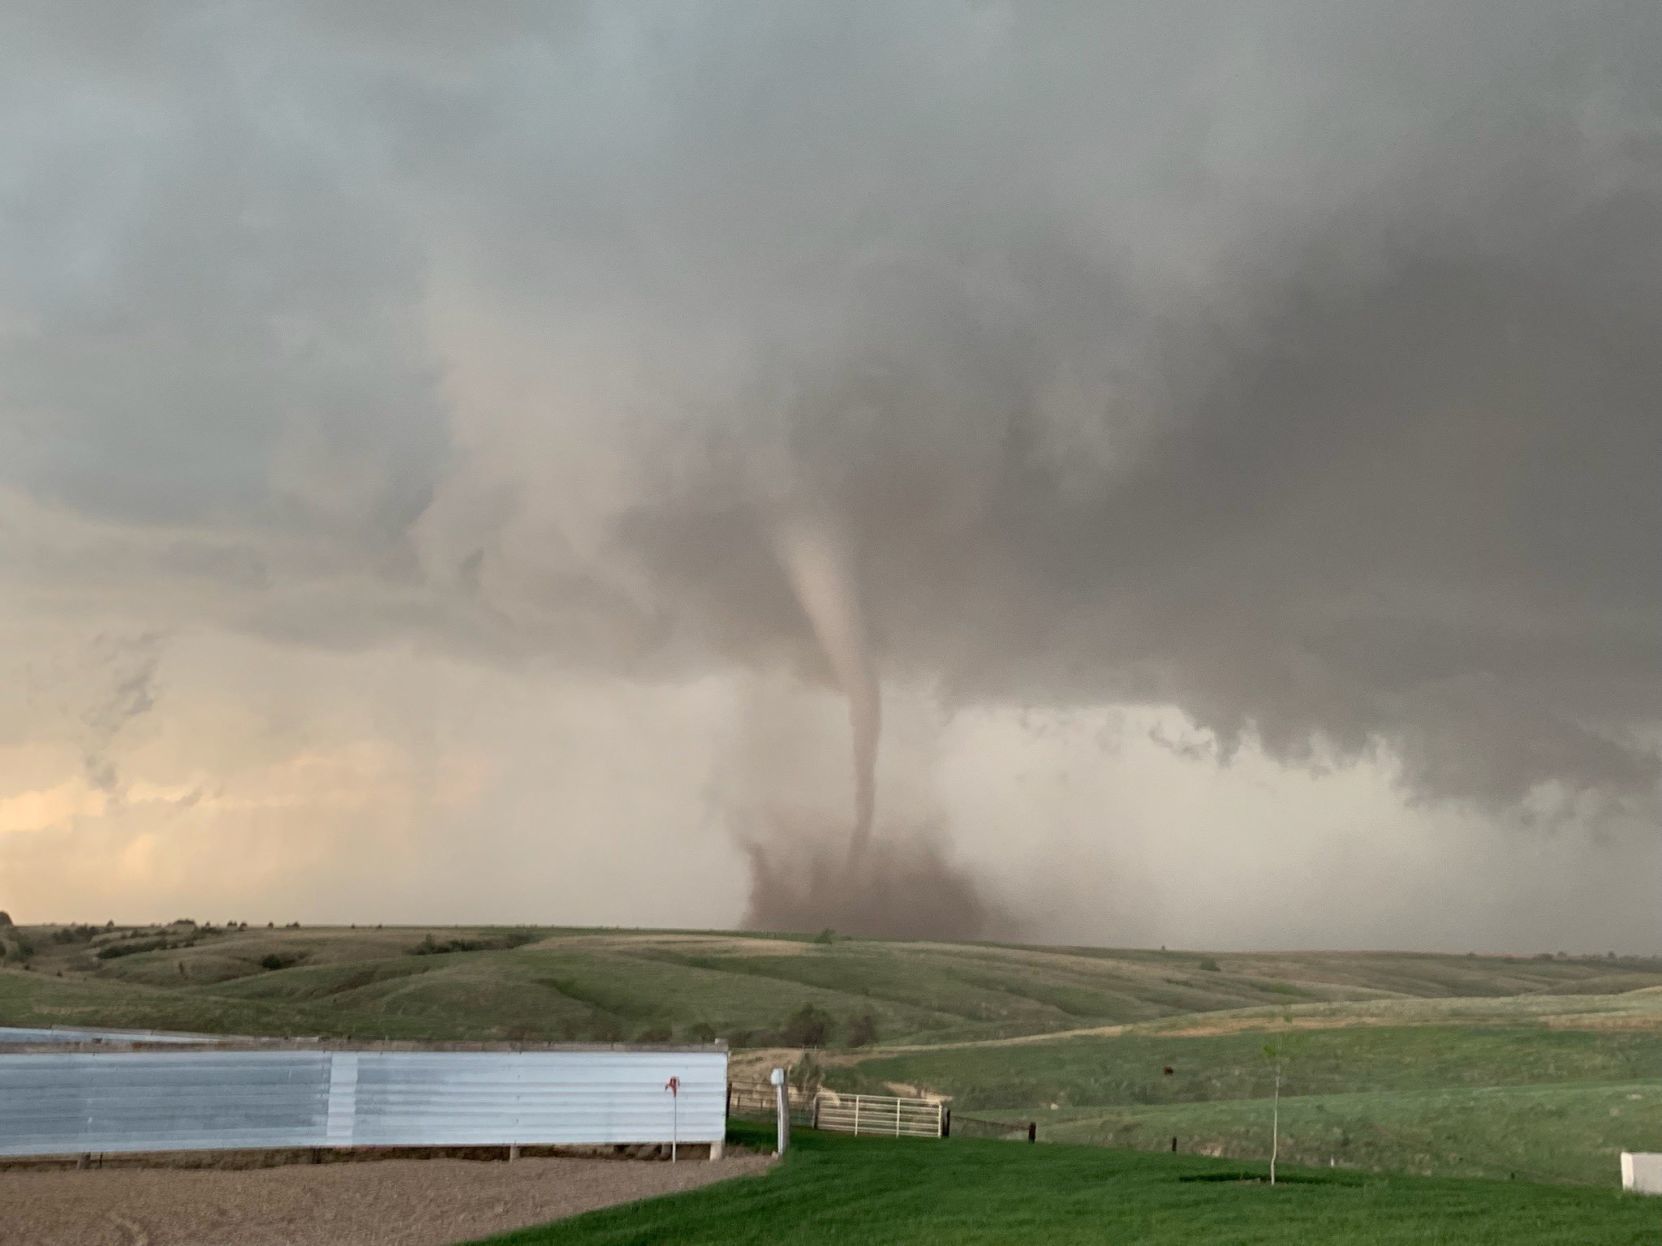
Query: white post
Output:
[[770, 1067, 788, 1156], [1269, 1064, 1280, 1186], [665, 1074, 681, 1162], [854, 1095, 862, 1137]]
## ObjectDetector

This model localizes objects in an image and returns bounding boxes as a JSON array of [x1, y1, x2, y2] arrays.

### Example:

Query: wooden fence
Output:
[[727, 1081, 815, 1125]]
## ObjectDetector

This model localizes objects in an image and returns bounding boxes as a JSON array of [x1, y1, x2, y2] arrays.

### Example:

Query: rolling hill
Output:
[[5, 922, 1661, 1184]]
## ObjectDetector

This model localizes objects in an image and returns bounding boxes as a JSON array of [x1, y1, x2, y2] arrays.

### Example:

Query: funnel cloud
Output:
[[771, 511, 881, 864]]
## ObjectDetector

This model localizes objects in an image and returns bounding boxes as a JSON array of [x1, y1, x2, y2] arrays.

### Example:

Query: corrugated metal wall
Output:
[[0, 1048, 727, 1157]]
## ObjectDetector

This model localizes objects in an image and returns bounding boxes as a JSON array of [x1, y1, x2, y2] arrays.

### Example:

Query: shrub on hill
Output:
[[407, 930, 538, 956], [783, 1004, 834, 1048], [96, 937, 187, 960]]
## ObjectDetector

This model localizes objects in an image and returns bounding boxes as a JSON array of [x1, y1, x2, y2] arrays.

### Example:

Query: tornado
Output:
[[772, 512, 881, 864]]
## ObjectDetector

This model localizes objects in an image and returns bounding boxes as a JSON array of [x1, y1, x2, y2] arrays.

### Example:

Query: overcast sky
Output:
[[2, 1, 1659, 951]]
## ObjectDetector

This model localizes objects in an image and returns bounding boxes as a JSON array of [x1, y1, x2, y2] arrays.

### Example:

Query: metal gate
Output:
[[813, 1091, 942, 1138]]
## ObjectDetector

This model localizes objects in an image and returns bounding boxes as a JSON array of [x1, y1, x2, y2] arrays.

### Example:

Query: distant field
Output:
[[968, 1081, 1662, 1187], [5, 922, 1658, 1047], [4, 923, 1660, 1188], [469, 1123, 1661, 1246], [831, 1005, 1662, 1185], [839, 1022, 1662, 1107]]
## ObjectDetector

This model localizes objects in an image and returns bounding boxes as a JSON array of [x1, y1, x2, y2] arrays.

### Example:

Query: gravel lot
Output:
[[0, 1153, 774, 1246]]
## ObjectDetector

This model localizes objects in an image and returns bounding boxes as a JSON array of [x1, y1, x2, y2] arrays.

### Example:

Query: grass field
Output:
[[843, 1024, 1662, 1107], [467, 1123, 1660, 1245], [6, 922, 1659, 1046], [836, 1008, 1662, 1184], [966, 1081, 1662, 1187], [4, 922, 1660, 1190]]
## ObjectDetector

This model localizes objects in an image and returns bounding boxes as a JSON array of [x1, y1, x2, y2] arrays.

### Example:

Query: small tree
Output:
[[1262, 1041, 1282, 1185], [782, 1004, 833, 1048], [846, 1013, 879, 1048], [789, 1053, 824, 1099]]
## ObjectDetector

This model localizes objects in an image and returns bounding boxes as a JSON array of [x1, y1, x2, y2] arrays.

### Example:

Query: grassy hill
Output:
[[470, 1122, 1661, 1246], [6, 922, 1659, 1047], [4, 922, 1660, 1187]]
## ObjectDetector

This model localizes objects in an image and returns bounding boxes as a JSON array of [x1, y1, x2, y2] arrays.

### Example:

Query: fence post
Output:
[[942, 1107, 950, 1138], [812, 1094, 821, 1130], [854, 1095, 862, 1137], [770, 1068, 789, 1156], [1028, 1122, 1036, 1144]]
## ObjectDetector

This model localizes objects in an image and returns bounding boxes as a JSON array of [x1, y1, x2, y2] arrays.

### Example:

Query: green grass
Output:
[[981, 1081, 1662, 1186], [9, 923, 1662, 1194], [838, 1019, 1662, 1184], [9, 924, 1660, 1048], [467, 1123, 1660, 1245], [841, 1025, 1662, 1109]]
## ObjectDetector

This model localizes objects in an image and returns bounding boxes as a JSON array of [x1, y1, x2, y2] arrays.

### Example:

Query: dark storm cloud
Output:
[[0, 0, 448, 543], [4, 1, 1660, 821]]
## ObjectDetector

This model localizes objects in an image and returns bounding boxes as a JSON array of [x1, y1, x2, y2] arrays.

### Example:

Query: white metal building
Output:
[[0, 1043, 728, 1158]]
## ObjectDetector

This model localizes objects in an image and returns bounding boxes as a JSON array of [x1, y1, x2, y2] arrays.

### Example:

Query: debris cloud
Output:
[[741, 817, 1016, 943]]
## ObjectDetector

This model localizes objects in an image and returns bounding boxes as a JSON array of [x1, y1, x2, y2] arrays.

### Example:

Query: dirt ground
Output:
[[0, 1153, 774, 1246]]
